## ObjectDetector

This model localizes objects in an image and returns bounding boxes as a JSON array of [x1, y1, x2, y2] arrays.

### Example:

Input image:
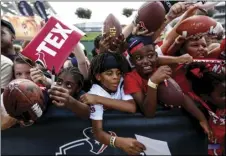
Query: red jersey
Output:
[[172, 64, 192, 94], [172, 59, 225, 94], [208, 108, 225, 156], [188, 92, 225, 156], [124, 69, 148, 95]]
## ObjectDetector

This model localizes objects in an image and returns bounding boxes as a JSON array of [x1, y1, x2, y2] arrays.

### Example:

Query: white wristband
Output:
[[148, 79, 158, 89]]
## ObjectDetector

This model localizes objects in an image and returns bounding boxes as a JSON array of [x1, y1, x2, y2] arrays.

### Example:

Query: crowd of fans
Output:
[[1, 2, 225, 155]]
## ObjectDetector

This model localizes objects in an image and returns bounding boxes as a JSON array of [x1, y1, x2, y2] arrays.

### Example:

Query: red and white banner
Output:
[[22, 16, 85, 73]]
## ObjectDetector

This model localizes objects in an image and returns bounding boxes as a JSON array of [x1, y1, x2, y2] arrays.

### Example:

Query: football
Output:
[[136, 1, 166, 32], [3, 79, 46, 122], [176, 15, 217, 38], [157, 78, 184, 107], [102, 13, 122, 51]]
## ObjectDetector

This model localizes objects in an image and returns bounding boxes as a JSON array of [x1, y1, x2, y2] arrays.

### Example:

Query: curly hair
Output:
[[58, 66, 84, 89], [89, 52, 127, 84], [186, 62, 225, 96]]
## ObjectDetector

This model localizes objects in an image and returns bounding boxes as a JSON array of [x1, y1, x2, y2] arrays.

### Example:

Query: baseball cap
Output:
[[127, 36, 153, 55], [1, 19, 16, 35]]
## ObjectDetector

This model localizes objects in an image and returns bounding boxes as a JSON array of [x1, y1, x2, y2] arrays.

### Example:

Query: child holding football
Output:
[[123, 36, 213, 140]]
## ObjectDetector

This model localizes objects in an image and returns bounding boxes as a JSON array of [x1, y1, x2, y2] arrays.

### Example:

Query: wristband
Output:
[[110, 136, 116, 148], [148, 79, 158, 89]]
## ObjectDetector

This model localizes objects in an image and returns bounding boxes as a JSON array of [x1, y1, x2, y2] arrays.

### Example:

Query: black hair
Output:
[[1, 19, 16, 36], [89, 52, 127, 84], [58, 66, 84, 89], [91, 48, 97, 57], [69, 53, 75, 58], [94, 34, 102, 49], [186, 62, 225, 96]]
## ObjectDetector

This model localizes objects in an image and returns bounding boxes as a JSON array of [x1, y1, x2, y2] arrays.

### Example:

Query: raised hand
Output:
[[30, 67, 50, 87], [150, 65, 172, 84], [48, 86, 71, 107], [166, 2, 194, 21], [132, 24, 154, 37]]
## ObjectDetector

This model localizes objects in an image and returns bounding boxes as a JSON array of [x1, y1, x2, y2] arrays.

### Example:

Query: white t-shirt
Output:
[[1, 55, 13, 89], [155, 45, 163, 56], [1, 93, 8, 116], [89, 78, 133, 120]]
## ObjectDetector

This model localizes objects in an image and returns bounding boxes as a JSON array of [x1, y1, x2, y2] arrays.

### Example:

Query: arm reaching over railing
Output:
[[72, 42, 90, 80]]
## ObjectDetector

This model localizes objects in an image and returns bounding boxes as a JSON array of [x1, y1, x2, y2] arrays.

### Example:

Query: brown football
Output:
[[102, 13, 122, 51], [157, 78, 184, 107], [136, 1, 166, 32], [176, 15, 217, 38], [3, 79, 46, 122]]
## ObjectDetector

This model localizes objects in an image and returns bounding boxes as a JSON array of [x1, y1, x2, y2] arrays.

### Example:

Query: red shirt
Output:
[[188, 92, 225, 156], [208, 108, 225, 156], [172, 60, 225, 94], [172, 65, 193, 94], [124, 69, 148, 95]]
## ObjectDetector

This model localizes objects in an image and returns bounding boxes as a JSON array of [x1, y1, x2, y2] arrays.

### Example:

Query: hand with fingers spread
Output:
[[115, 137, 146, 155], [99, 33, 127, 53], [48, 86, 72, 107], [150, 66, 172, 85], [30, 67, 50, 87], [99, 33, 112, 53], [166, 2, 195, 21], [132, 24, 154, 37], [80, 93, 98, 105], [113, 33, 128, 53]]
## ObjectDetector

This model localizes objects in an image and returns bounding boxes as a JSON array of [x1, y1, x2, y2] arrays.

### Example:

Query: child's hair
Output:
[[89, 52, 127, 84], [94, 34, 102, 49], [186, 62, 225, 96], [58, 66, 84, 89], [14, 55, 35, 67]]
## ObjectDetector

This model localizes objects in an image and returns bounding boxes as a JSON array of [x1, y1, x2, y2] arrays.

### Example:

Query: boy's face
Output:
[[184, 37, 208, 58], [1, 26, 14, 50], [14, 63, 32, 80], [131, 44, 158, 76], [96, 68, 121, 92]]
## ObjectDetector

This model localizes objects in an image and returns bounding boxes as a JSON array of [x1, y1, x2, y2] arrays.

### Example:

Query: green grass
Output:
[[81, 32, 101, 41]]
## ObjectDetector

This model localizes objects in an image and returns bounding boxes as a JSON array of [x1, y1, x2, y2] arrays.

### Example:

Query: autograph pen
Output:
[[51, 66, 56, 86]]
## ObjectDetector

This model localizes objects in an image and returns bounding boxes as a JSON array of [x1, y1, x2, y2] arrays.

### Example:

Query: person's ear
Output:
[[95, 74, 101, 81]]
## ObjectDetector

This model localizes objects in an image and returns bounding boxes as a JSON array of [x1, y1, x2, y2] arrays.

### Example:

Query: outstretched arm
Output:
[[48, 86, 90, 119], [92, 119, 145, 155], [80, 94, 136, 113], [72, 42, 90, 80]]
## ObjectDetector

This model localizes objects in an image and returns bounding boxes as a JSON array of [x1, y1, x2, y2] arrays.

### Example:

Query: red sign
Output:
[[22, 16, 84, 73]]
